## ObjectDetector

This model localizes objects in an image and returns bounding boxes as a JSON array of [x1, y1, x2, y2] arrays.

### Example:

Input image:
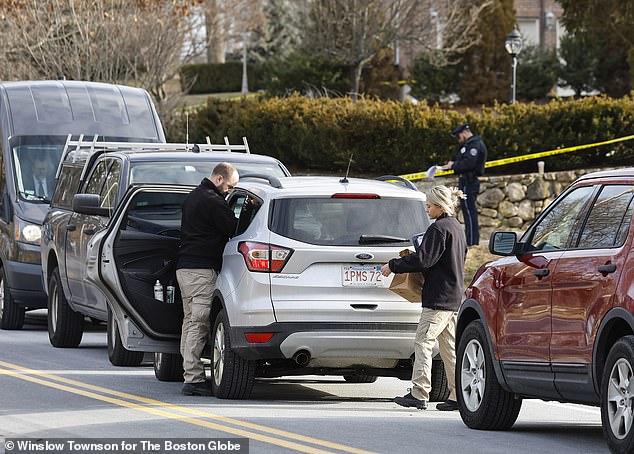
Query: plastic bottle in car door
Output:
[[154, 280, 164, 302], [166, 281, 175, 304]]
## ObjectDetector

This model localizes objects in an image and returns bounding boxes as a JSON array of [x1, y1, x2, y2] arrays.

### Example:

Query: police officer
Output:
[[445, 124, 487, 247]]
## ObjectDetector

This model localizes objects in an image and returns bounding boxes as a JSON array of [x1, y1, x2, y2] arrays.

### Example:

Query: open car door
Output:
[[87, 185, 193, 353]]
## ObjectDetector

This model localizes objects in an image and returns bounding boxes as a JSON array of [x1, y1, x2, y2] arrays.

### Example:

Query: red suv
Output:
[[456, 168, 634, 453]]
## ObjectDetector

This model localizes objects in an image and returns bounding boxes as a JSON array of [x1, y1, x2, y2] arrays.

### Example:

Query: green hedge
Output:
[[186, 95, 634, 175], [180, 62, 266, 94]]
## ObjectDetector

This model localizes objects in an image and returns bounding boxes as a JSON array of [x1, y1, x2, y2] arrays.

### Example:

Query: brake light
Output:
[[331, 193, 380, 199], [238, 242, 293, 273], [245, 332, 275, 343]]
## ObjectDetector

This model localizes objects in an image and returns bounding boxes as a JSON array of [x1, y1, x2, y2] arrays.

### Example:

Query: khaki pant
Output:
[[176, 268, 217, 384], [411, 307, 457, 402]]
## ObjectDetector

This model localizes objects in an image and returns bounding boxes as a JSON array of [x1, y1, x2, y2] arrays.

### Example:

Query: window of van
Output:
[[11, 135, 162, 204], [11, 135, 65, 203]]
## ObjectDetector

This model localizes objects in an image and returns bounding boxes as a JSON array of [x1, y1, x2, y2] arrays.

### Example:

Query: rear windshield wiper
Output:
[[359, 235, 409, 244]]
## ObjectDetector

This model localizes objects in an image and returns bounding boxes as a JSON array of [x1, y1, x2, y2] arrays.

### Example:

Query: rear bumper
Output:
[[5, 260, 46, 308], [230, 321, 418, 362]]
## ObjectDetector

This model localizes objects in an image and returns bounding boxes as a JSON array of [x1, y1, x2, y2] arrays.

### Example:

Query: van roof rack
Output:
[[56, 134, 251, 179]]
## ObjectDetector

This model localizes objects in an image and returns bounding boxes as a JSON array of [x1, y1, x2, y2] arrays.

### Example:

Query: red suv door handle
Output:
[[598, 263, 617, 275], [533, 268, 550, 278]]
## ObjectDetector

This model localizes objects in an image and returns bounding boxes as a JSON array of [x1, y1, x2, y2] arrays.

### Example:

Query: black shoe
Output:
[[436, 399, 459, 411], [394, 392, 427, 410], [182, 381, 213, 396]]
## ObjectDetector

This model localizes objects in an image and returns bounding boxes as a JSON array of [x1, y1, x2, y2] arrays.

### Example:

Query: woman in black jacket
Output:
[[381, 185, 467, 411]]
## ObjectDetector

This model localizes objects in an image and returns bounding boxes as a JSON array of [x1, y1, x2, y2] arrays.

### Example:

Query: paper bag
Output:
[[388, 249, 424, 303], [389, 272, 423, 303]]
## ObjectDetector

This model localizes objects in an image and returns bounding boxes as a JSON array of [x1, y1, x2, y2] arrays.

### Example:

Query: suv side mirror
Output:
[[72, 194, 110, 217], [489, 231, 518, 256]]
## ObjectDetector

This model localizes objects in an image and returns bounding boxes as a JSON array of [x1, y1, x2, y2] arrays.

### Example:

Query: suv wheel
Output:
[[0, 266, 25, 330], [47, 268, 83, 347], [601, 336, 634, 453], [343, 374, 377, 384], [107, 306, 144, 366], [211, 309, 255, 399], [457, 320, 522, 430], [153, 352, 184, 382], [429, 358, 450, 402]]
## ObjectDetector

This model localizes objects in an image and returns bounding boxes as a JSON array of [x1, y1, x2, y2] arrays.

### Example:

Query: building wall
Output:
[[514, 0, 564, 51]]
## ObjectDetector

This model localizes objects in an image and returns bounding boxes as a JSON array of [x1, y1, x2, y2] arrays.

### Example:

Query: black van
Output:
[[0, 80, 165, 329]]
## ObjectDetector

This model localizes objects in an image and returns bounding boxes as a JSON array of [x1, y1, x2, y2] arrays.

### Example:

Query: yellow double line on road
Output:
[[0, 360, 373, 454]]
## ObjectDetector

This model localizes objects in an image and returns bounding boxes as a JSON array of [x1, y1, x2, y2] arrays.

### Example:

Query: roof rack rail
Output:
[[56, 135, 252, 179], [239, 173, 283, 189]]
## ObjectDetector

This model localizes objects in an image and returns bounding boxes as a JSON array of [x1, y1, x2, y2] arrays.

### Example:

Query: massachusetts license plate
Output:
[[342, 265, 384, 287]]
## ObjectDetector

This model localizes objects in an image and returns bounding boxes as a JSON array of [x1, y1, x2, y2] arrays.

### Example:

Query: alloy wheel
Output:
[[213, 322, 225, 386], [461, 339, 486, 412], [607, 358, 634, 439]]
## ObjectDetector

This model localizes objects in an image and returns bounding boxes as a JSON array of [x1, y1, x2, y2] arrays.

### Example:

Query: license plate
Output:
[[342, 265, 384, 287]]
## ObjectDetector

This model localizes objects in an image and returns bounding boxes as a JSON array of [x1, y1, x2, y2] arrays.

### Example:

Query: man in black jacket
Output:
[[381, 185, 467, 411], [446, 124, 487, 246], [177, 162, 239, 396]]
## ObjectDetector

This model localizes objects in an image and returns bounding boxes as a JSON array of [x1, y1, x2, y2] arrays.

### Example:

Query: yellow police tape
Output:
[[399, 133, 634, 181]]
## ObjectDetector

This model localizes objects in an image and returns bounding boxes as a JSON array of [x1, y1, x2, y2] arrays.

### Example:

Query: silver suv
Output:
[[92, 176, 450, 399]]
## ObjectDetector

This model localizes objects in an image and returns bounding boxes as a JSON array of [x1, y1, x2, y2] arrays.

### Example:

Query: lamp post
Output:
[[241, 32, 249, 94], [505, 28, 523, 104]]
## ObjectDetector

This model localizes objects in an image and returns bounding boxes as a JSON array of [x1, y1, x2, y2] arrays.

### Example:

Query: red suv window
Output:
[[527, 186, 594, 250], [577, 185, 634, 249]]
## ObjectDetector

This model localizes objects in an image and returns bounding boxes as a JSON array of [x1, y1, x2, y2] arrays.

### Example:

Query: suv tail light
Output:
[[331, 193, 380, 199], [238, 242, 293, 273]]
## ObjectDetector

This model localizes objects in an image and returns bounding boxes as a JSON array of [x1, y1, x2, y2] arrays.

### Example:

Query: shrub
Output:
[[261, 51, 351, 97], [410, 53, 458, 103], [517, 47, 560, 101], [187, 95, 634, 176], [179, 62, 266, 94]]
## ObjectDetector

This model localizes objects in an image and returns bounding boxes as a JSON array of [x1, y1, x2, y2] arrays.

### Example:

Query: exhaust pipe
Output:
[[293, 350, 311, 366]]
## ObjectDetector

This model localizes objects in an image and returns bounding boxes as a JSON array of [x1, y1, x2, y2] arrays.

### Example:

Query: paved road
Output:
[[0, 312, 608, 454]]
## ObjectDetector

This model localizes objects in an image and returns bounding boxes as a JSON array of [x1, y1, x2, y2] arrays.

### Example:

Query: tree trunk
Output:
[[205, 0, 226, 63], [351, 56, 373, 101]]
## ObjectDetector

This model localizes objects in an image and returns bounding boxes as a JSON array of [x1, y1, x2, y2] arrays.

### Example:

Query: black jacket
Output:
[[451, 135, 487, 181], [177, 178, 238, 272], [388, 214, 467, 311]]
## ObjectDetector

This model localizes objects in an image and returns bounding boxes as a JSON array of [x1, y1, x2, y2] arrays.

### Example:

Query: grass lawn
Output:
[[465, 244, 497, 285]]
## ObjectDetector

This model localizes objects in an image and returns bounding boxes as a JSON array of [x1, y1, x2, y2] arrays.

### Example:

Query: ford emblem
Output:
[[355, 253, 374, 260]]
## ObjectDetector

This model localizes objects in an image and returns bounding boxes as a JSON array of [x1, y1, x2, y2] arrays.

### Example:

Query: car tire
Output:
[[107, 306, 144, 366], [153, 352, 184, 382], [343, 374, 378, 384], [457, 320, 522, 430], [429, 358, 450, 402], [0, 266, 25, 330], [211, 309, 256, 399], [47, 267, 83, 347], [601, 336, 634, 454]]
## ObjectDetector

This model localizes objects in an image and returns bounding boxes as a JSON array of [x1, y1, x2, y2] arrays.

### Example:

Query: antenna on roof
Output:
[[185, 111, 189, 148], [340, 153, 354, 184]]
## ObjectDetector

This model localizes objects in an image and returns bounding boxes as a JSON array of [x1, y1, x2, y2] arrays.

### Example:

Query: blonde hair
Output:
[[427, 185, 466, 216]]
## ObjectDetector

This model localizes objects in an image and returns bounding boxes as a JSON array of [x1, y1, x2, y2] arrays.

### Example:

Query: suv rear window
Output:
[[270, 197, 429, 246]]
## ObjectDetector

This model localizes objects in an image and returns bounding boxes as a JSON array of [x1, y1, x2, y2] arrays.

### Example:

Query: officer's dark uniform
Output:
[[450, 125, 487, 246]]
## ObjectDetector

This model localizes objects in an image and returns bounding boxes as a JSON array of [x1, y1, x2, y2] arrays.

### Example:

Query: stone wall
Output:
[[416, 168, 604, 240]]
